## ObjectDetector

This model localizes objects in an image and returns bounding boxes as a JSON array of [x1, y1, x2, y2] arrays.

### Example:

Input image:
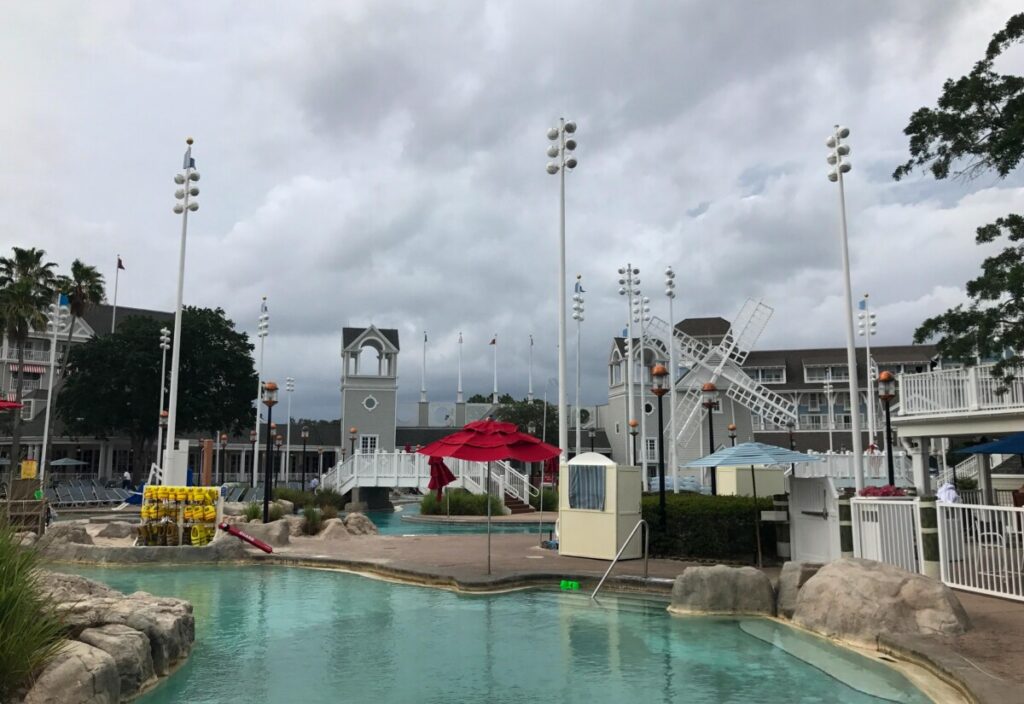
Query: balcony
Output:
[[2, 347, 52, 362], [898, 364, 1024, 417]]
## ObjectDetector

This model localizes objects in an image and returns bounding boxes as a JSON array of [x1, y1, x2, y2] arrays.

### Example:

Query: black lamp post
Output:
[[218, 432, 227, 485], [274, 435, 283, 487], [301, 425, 309, 491], [878, 370, 896, 486], [159, 412, 168, 467], [261, 381, 278, 522], [349, 426, 358, 457], [728, 423, 737, 447], [527, 422, 537, 487], [628, 419, 639, 467], [588, 427, 596, 453], [651, 363, 669, 530], [701, 382, 720, 495], [786, 421, 796, 451]]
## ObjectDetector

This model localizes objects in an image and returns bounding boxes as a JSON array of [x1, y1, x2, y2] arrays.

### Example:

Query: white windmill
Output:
[[644, 299, 797, 464]]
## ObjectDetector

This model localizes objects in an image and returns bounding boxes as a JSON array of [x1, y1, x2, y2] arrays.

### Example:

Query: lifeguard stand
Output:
[[558, 452, 642, 560]]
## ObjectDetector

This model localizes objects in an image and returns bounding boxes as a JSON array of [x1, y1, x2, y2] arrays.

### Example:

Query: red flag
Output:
[[117, 256, 125, 271], [488, 337, 496, 345]]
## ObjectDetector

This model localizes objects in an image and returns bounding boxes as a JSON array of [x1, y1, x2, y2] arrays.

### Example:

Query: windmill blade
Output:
[[721, 299, 773, 366], [718, 362, 797, 428]]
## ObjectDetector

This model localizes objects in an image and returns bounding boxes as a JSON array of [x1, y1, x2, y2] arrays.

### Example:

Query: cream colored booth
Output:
[[558, 453, 642, 560]]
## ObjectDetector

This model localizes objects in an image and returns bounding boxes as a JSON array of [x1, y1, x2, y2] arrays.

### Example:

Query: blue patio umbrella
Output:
[[686, 443, 822, 567], [954, 432, 1024, 455]]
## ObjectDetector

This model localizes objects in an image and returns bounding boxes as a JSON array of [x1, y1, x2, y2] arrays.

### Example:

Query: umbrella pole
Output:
[[487, 460, 492, 575], [751, 464, 762, 569]]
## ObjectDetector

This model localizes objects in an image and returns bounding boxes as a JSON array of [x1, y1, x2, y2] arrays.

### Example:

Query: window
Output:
[[568, 465, 605, 510], [644, 401, 654, 416], [804, 365, 849, 383], [747, 366, 786, 384], [359, 435, 379, 454], [644, 437, 657, 462], [614, 422, 620, 435], [806, 393, 821, 412], [19, 401, 32, 421], [798, 414, 825, 430], [362, 395, 378, 411]]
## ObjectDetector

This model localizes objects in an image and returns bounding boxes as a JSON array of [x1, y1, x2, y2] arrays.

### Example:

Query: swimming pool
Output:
[[369, 503, 553, 536], [69, 565, 930, 703]]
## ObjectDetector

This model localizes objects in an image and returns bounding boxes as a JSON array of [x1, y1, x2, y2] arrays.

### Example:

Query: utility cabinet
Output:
[[558, 452, 642, 560]]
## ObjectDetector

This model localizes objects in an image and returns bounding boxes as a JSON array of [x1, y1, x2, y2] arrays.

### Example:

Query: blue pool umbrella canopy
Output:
[[49, 457, 89, 466], [685, 442, 823, 468], [685, 442, 821, 568], [954, 433, 1024, 456]]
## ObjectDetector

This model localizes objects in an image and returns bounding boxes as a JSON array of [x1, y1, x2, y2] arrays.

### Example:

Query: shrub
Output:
[[268, 503, 284, 522], [859, 485, 906, 497], [321, 505, 339, 520], [302, 506, 322, 535], [273, 487, 314, 509], [313, 488, 346, 511], [242, 502, 262, 521], [421, 489, 504, 516], [955, 476, 978, 491], [641, 493, 775, 560], [0, 525, 65, 700], [529, 487, 558, 512]]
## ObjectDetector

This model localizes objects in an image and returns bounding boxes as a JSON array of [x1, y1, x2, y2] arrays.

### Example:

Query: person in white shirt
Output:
[[937, 482, 959, 503], [310, 477, 319, 493], [121, 470, 132, 491]]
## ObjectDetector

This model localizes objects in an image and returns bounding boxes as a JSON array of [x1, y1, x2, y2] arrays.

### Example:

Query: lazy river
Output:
[[66, 565, 932, 703]]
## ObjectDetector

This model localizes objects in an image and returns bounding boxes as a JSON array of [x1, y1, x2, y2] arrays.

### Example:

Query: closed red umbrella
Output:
[[417, 419, 561, 574], [427, 456, 456, 500], [0, 401, 23, 411]]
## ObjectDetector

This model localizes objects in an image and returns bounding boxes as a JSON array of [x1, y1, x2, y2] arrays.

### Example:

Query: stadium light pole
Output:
[[571, 276, 585, 456]]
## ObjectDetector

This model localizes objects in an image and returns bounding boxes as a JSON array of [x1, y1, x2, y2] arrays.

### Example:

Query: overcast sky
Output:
[[3, 2, 1023, 420]]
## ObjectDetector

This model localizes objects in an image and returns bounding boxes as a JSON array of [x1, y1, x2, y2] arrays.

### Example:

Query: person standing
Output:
[[121, 469, 132, 491]]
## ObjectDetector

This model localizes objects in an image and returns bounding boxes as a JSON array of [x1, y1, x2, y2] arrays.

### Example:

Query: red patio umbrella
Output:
[[417, 420, 561, 574], [427, 456, 456, 500], [0, 400, 23, 411]]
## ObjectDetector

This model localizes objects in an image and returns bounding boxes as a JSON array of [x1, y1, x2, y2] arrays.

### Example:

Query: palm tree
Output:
[[0, 247, 57, 465], [56, 259, 105, 375]]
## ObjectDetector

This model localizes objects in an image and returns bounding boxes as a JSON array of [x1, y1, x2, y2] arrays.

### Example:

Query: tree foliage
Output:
[[493, 396, 559, 443], [896, 13, 1024, 385], [57, 307, 257, 476]]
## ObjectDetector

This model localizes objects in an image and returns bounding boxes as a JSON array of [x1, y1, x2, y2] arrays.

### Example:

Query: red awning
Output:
[[8, 364, 45, 374]]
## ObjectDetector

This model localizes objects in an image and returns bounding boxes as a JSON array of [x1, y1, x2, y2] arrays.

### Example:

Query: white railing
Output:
[[794, 453, 913, 484], [940, 455, 979, 485], [899, 364, 1024, 417], [321, 452, 537, 503], [851, 498, 922, 574], [3, 347, 53, 363], [938, 502, 1024, 602], [958, 489, 1016, 507]]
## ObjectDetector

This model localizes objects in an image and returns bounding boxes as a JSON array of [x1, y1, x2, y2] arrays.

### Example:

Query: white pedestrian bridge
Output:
[[321, 452, 539, 505], [896, 363, 1024, 436]]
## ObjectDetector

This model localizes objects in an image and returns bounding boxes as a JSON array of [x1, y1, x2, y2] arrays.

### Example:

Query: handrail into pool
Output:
[[591, 519, 649, 600]]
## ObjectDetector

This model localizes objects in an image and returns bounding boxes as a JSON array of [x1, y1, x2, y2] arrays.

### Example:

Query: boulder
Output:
[[15, 530, 38, 546], [235, 519, 290, 547], [77, 624, 155, 698], [284, 514, 305, 537], [669, 565, 776, 616], [793, 558, 971, 645], [319, 517, 350, 540], [37, 572, 120, 603], [95, 521, 136, 539], [221, 501, 247, 516], [275, 499, 295, 515], [37, 521, 94, 549], [22, 640, 120, 704], [776, 562, 823, 619], [344, 512, 379, 536]]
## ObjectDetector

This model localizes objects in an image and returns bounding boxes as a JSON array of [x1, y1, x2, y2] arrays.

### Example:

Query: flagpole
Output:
[[492, 334, 498, 404], [457, 332, 463, 403], [111, 255, 120, 333], [527, 334, 534, 402], [421, 331, 428, 403]]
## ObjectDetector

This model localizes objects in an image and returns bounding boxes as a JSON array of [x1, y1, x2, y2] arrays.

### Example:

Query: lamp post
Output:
[[284, 377, 294, 481], [218, 433, 227, 485], [39, 295, 69, 488], [251, 299, 269, 488], [826, 124, 865, 492], [274, 435, 283, 488], [728, 423, 737, 447], [588, 428, 596, 454], [249, 429, 256, 474], [164, 139, 200, 485], [702, 382, 720, 495], [858, 294, 878, 449], [349, 427, 358, 457], [301, 425, 309, 491], [878, 371, 896, 486], [618, 265, 640, 464], [823, 371, 835, 453], [571, 275, 585, 456], [628, 419, 639, 467], [651, 363, 669, 530], [156, 327, 171, 465], [786, 421, 796, 451], [546, 118, 579, 462], [260, 382, 278, 521], [665, 266, 678, 493], [159, 412, 168, 468], [633, 294, 652, 480]]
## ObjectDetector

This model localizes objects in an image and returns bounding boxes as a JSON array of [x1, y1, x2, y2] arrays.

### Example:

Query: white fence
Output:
[[938, 502, 1024, 602], [899, 364, 1024, 416], [851, 498, 922, 574], [795, 454, 913, 484]]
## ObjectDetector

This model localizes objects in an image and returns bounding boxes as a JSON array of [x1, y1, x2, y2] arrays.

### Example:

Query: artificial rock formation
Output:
[[18, 572, 194, 704], [319, 517, 351, 540], [35, 521, 93, 549], [669, 565, 776, 616], [343, 512, 379, 536], [235, 518, 290, 546], [793, 558, 970, 645], [95, 522, 136, 539], [776, 561, 823, 619]]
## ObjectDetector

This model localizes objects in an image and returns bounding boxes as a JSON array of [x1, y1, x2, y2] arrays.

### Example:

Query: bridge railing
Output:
[[898, 364, 1024, 417]]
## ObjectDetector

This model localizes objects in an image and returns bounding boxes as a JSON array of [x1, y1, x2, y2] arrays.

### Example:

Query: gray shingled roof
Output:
[[342, 326, 400, 351], [82, 304, 173, 336], [676, 317, 731, 338]]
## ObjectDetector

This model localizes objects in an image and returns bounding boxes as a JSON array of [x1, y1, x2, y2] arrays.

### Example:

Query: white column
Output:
[[908, 436, 930, 495], [977, 453, 994, 505]]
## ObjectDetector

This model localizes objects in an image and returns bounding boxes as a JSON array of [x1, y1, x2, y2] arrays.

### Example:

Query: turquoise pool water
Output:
[[68, 565, 930, 704], [369, 503, 553, 536]]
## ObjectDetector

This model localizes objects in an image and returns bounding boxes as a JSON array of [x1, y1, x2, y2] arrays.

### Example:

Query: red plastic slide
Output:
[[218, 522, 273, 553]]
